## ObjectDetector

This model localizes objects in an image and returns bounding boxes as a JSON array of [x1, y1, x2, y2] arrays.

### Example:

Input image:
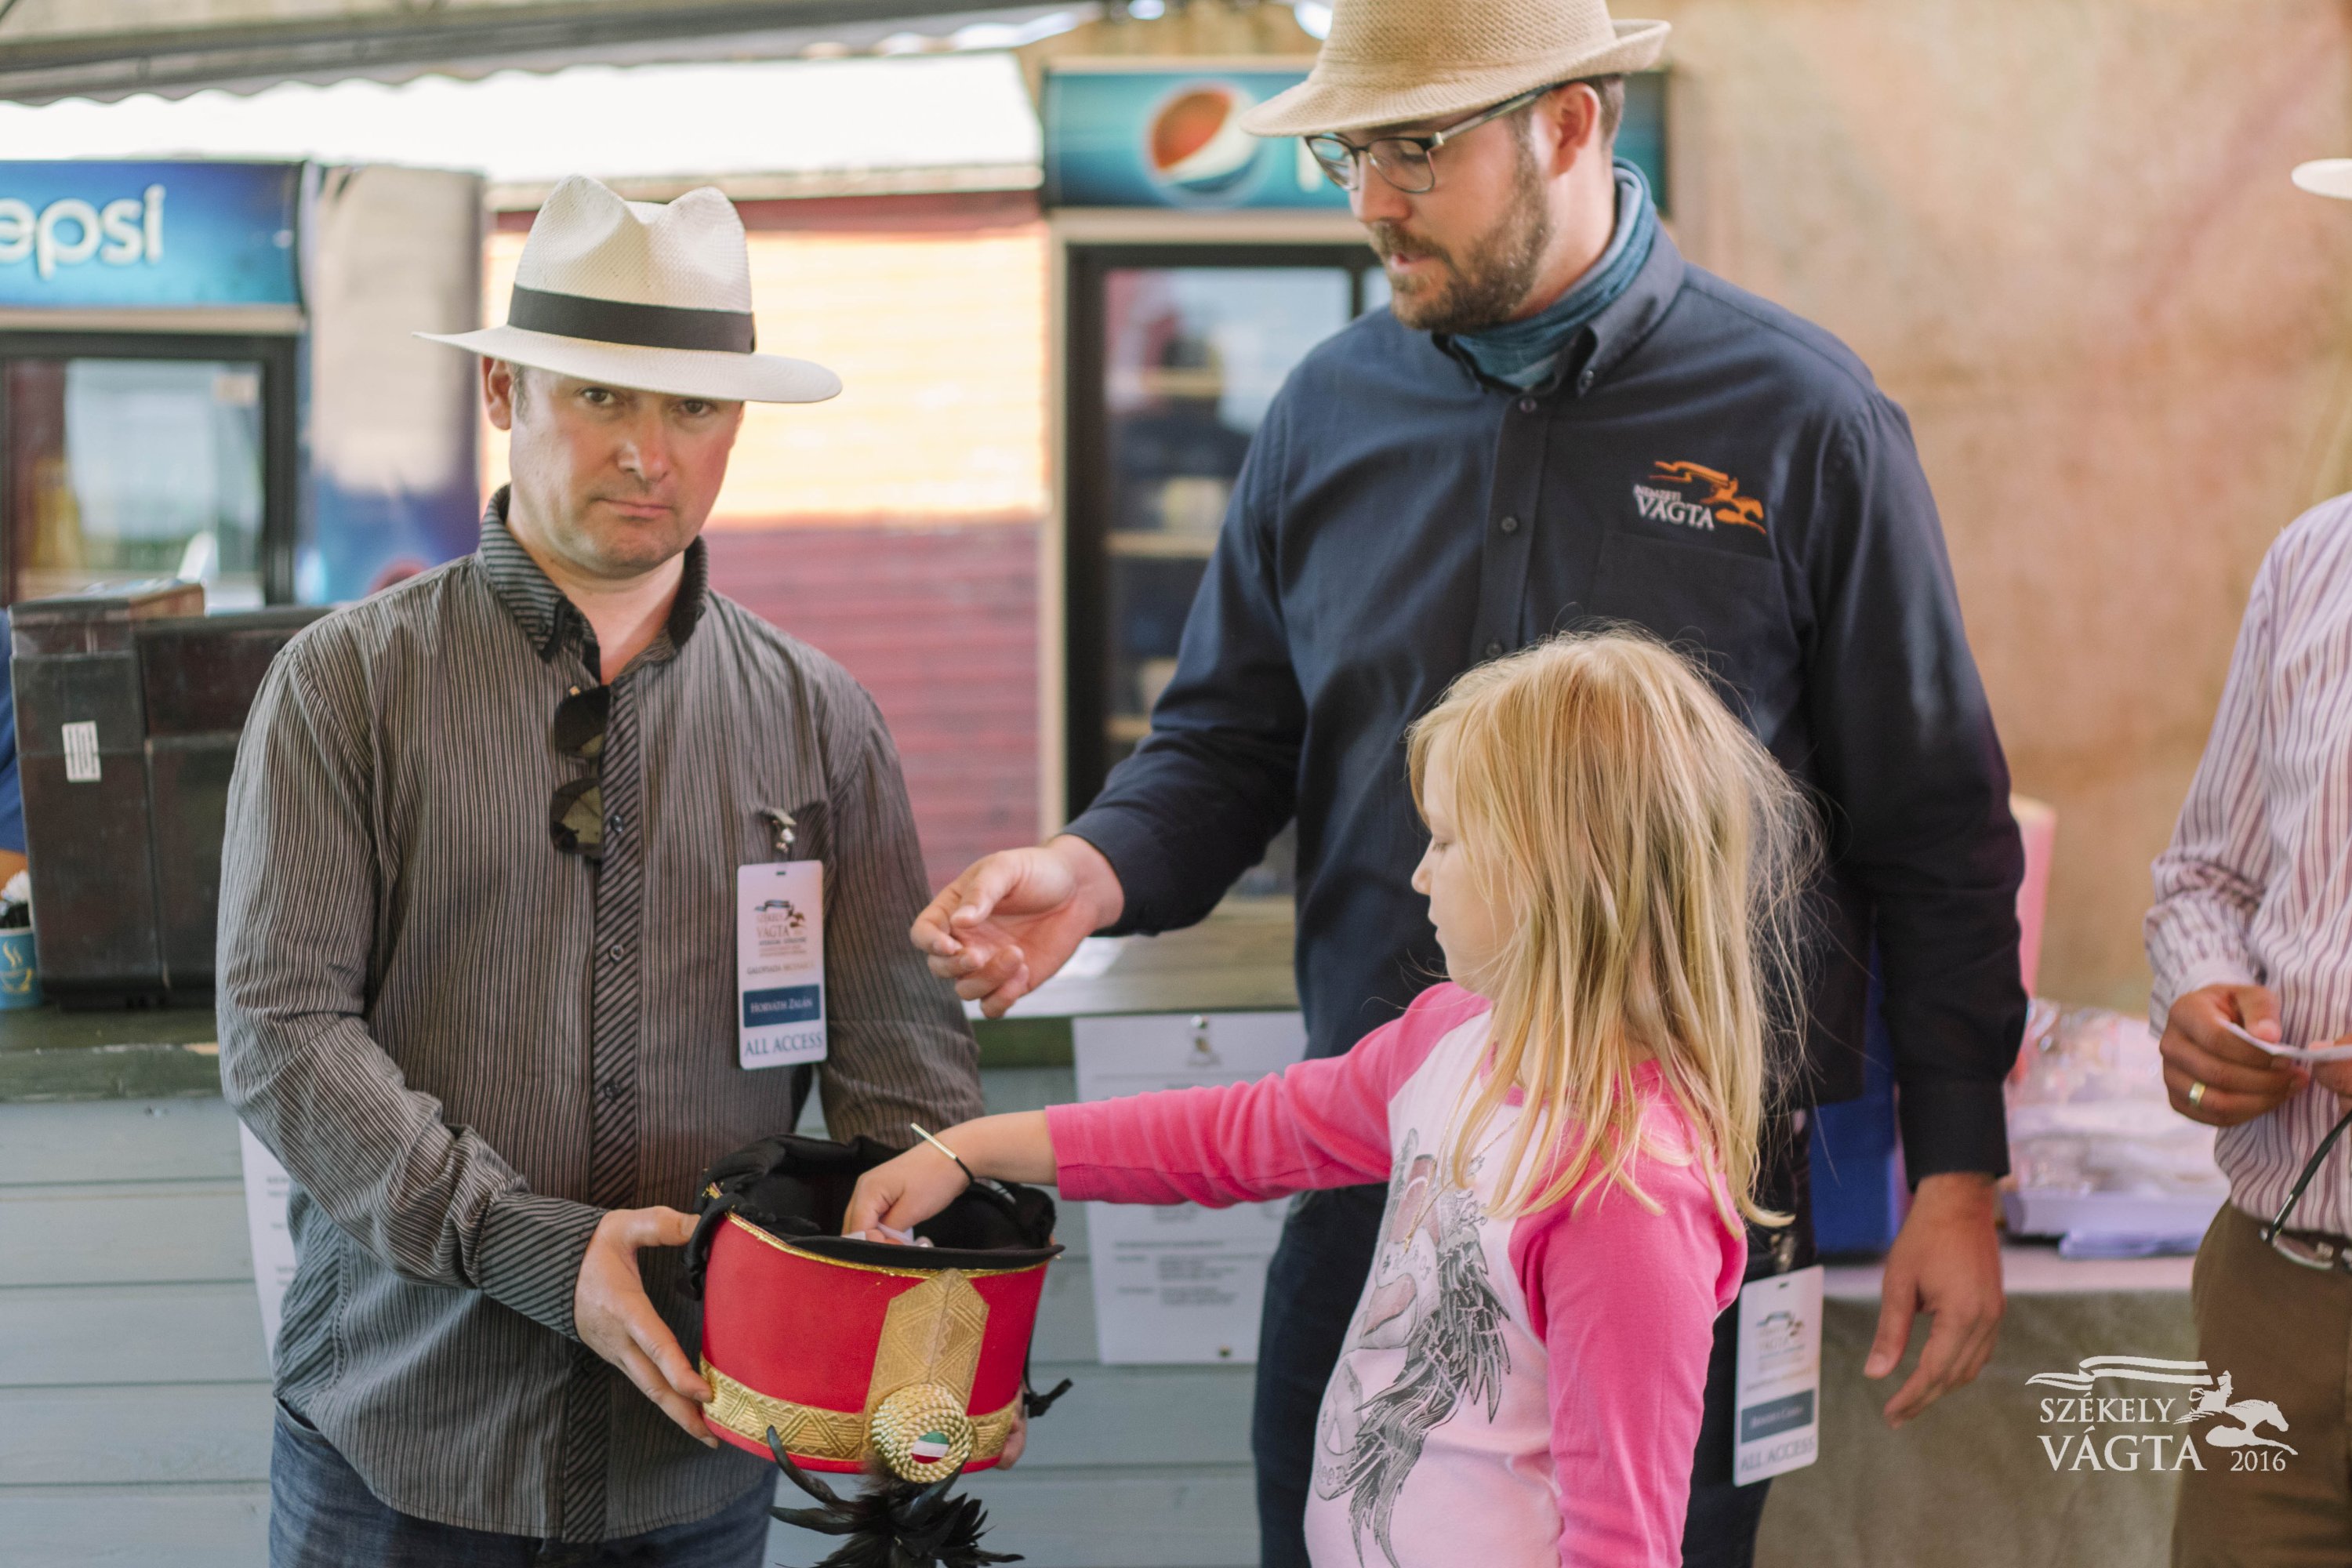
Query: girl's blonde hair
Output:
[[1405, 629, 1815, 1232]]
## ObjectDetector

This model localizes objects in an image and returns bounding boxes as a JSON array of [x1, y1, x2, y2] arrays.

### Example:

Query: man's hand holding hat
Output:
[[574, 1206, 720, 1448]]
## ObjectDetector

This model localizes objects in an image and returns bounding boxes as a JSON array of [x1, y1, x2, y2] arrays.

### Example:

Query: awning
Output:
[[0, 0, 1096, 105], [0, 53, 1047, 203]]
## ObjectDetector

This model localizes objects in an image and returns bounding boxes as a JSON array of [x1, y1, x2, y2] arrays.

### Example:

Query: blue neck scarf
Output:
[[1450, 159, 1657, 390]]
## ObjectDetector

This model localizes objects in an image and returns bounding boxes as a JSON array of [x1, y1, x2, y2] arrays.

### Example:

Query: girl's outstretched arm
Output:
[[1049, 983, 1490, 1208], [843, 1112, 1054, 1237], [844, 984, 1490, 1234]]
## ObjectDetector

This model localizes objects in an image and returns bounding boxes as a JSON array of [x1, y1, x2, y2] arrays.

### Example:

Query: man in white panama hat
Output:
[[924, 0, 2031, 1561], [2145, 153, 2352, 1568], [219, 175, 986, 1566]]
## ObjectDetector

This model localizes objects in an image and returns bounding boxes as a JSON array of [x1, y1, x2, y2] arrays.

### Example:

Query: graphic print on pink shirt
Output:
[[1298, 1011, 1563, 1568], [1315, 1128, 1512, 1568]]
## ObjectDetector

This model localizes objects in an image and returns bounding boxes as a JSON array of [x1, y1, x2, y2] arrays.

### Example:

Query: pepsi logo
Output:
[[1145, 82, 1262, 199]]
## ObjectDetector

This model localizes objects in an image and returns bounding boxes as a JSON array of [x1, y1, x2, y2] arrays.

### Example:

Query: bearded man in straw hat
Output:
[[217, 176, 987, 1567], [921, 0, 2029, 1563]]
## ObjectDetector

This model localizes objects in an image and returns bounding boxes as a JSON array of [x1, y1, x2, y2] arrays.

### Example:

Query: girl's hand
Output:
[[844, 1143, 971, 1240], [843, 1113, 1058, 1240]]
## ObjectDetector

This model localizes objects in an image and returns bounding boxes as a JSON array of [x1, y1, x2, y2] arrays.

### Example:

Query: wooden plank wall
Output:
[[702, 521, 1041, 894], [0, 1073, 1259, 1567]]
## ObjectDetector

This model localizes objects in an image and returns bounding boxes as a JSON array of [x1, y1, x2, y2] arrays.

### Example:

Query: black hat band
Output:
[[507, 283, 757, 354]]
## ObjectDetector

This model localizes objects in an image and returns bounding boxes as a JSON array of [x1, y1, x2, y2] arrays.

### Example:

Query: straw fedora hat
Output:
[[1240, 0, 1668, 138], [421, 175, 838, 405]]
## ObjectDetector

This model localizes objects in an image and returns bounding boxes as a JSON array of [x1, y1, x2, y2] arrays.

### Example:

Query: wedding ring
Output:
[[2189, 1080, 2209, 1109]]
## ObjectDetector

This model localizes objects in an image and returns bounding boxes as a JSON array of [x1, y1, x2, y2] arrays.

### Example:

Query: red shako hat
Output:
[[684, 1134, 1066, 1494]]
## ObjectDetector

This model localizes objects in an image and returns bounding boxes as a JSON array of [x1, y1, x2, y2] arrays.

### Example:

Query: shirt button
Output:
[[1577, 369, 1595, 392], [1517, 397, 1537, 414], [1484, 641, 1504, 659], [597, 1079, 623, 1102], [607, 942, 625, 961], [1498, 515, 1519, 535], [604, 811, 625, 837]]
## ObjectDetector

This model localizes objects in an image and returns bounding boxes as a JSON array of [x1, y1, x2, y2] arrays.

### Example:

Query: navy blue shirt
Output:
[[1068, 228, 2026, 1178]]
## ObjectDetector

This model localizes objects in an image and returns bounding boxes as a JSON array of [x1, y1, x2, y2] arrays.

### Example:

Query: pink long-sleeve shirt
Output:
[[1047, 982, 1746, 1568]]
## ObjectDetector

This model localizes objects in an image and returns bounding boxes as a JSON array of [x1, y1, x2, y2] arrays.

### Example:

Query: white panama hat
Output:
[[1238, 0, 1668, 139], [420, 174, 839, 405]]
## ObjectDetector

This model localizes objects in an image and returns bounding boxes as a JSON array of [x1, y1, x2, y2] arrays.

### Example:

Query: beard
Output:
[[1368, 129, 1553, 335]]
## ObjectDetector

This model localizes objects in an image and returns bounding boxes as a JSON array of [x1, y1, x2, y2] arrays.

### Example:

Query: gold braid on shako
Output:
[[683, 1133, 1069, 1568]]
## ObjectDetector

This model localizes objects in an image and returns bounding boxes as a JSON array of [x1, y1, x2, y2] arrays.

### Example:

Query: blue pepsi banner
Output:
[[1044, 67, 1669, 213], [0, 161, 301, 309], [1044, 68, 1348, 210]]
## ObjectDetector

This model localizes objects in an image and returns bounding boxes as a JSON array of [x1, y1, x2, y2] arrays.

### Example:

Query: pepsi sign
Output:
[[1045, 66, 1670, 215], [1044, 67, 1349, 210], [0, 162, 301, 310]]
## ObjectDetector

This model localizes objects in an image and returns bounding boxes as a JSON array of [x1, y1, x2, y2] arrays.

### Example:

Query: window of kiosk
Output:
[[0, 338, 296, 608], [1069, 249, 1385, 896]]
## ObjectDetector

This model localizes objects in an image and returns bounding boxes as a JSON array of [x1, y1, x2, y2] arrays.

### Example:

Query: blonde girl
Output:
[[847, 630, 1813, 1568]]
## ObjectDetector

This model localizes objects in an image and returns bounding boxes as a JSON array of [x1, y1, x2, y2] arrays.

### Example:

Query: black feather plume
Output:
[[764, 1427, 1022, 1568]]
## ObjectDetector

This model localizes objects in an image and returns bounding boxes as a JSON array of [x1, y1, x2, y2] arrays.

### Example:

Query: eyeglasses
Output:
[[2262, 1102, 2352, 1271], [1304, 84, 1558, 195], [548, 682, 611, 860]]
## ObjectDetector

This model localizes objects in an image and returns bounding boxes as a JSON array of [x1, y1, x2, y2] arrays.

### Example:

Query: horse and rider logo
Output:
[[753, 898, 809, 957], [1632, 460, 1768, 536], [2028, 1355, 2294, 1463], [2179, 1372, 2293, 1453]]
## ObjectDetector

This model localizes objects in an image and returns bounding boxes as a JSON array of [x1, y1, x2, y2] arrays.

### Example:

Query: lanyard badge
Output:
[[1734, 1263, 1824, 1484], [738, 807, 826, 1069]]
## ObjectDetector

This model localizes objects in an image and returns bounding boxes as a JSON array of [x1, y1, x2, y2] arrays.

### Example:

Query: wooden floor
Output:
[[0, 1073, 1260, 1568]]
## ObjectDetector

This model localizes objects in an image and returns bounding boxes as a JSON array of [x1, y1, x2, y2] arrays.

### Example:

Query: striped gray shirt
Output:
[[217, 492, 984, 1542]]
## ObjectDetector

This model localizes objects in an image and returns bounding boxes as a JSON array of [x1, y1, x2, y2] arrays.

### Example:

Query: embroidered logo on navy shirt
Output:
[[1633, 460, 1768, 536]]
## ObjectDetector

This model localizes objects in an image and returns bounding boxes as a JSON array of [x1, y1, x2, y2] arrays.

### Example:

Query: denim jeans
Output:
[[268, 1399, 773, 1568], [1250, 1118, 1814, 1568]]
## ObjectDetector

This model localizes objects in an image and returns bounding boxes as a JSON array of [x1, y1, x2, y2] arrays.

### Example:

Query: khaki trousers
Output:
[[2174, 1203, 2352, 1567]]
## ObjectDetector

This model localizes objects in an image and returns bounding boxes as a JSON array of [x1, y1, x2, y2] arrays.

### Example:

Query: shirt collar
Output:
[[477, 485, 709, 665], [1579, 221, 1685, 388], [1433, 221, 1687, 398]]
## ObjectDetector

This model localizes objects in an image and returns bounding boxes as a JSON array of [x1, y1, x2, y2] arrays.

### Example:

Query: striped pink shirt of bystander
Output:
[[2150, 493, 2352, 1238]]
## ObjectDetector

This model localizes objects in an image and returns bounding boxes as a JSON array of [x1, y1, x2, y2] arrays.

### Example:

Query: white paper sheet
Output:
[[1058, 936, 1130, 980], [238, 1122, 297, 1361], [2218, 1018, 2352, 1065], [1073, 1011, 1308, 1364]]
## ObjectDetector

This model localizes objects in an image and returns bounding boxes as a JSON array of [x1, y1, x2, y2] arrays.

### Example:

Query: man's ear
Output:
[[483, 358, 517, 433], [1542, 83, 1605, 175]]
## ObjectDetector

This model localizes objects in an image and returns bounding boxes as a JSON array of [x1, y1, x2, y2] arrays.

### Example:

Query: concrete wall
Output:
[[1647, 0, 2352, 1009]]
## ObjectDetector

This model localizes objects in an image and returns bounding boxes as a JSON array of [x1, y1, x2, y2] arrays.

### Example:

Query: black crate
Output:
[[13, 586, 326, 1007]]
